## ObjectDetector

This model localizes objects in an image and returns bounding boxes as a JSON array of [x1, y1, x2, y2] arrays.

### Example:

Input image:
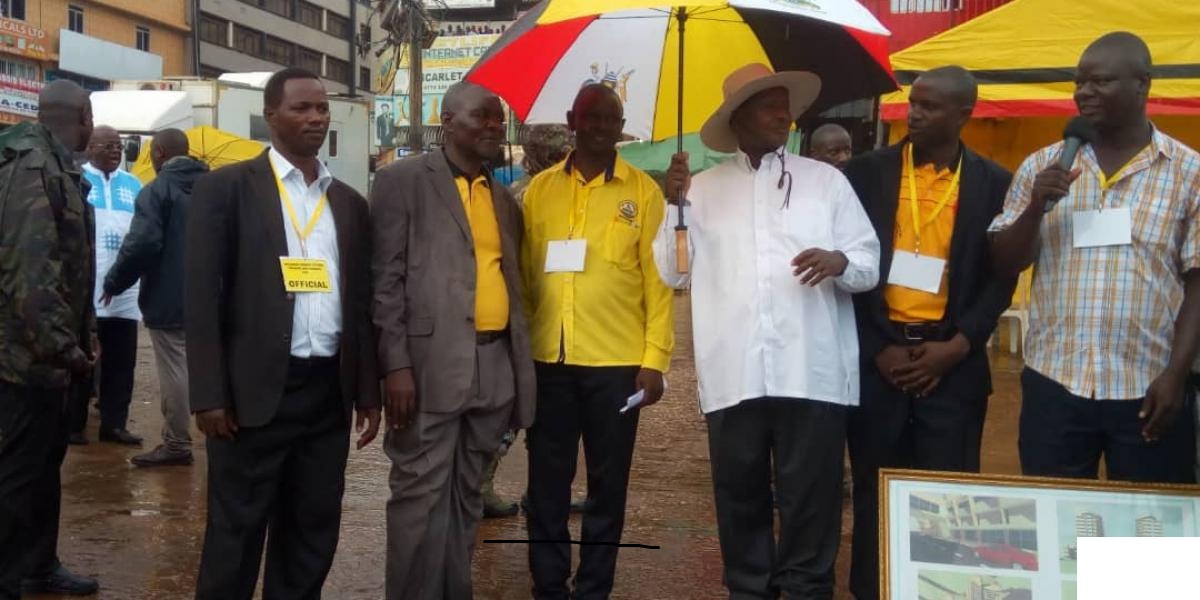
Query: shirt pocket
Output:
[[604, 219, 641, 270]]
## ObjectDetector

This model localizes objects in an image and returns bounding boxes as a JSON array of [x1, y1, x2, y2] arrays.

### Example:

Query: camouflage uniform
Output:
[[0, 122, 96, 389], [0, 122, 96, 598], [510, 124, 573, 205], [481, 125, 577, 519]]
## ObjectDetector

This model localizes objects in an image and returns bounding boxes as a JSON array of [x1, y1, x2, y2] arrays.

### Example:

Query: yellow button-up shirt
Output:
[[450, 162, 509, 332], [521, 154, 674, 371]]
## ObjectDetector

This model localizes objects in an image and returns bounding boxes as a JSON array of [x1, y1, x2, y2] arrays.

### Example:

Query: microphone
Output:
[[1045, 116, 1099, 212]]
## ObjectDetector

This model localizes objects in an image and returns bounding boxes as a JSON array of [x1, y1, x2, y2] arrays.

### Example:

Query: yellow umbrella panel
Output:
[[131, 126, 264, 184]]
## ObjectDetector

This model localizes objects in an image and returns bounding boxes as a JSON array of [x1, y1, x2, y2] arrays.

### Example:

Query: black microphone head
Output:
[[1063, 116, 1099, 144]]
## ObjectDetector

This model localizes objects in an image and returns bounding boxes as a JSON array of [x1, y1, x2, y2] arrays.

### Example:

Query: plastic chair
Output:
[[994, 268, 1033, 355]]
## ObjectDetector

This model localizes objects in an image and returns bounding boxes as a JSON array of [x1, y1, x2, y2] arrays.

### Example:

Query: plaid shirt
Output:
[[989, 128, 1200, 400]]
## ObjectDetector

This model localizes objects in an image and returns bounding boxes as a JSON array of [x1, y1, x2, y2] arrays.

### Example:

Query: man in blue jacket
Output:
[[103, 129, 208, 467]]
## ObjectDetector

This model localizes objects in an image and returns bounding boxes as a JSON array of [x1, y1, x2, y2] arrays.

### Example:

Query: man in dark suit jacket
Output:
[[185, 68, 380, 600], [843, 66, 1016, 600], [371, 81, 536, 599]]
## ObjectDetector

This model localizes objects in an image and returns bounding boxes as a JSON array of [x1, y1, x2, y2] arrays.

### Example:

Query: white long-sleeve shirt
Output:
[[269, 148, 342, 358], [654, 149, 880, 414]]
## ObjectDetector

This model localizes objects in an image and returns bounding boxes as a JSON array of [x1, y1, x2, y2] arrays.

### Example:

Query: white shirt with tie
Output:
[[269, 147, 342, 358], [654, 149, 880, 414]]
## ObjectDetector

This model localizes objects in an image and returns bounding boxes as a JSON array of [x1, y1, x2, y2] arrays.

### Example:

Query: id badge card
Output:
[[544, 239, 587, 273], [1073, 207, 1133, 248], [279, 257, 333, 293], [888, 250, 946, 294]]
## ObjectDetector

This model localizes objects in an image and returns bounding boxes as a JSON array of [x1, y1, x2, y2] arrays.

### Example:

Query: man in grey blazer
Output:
[[371, 81, 536, 599]]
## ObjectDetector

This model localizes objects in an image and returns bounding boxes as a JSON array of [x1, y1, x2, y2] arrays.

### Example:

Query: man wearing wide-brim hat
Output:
[[657, 63, 880, 598]]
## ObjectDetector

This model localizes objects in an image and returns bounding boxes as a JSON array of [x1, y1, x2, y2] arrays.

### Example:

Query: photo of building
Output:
[[916, 570, 1032, 600], [1057, 501, 1188, 575], [909, 492, 1038, 571]]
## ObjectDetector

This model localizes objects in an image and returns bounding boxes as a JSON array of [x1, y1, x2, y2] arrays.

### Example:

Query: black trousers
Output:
[[194, 358, 349, 600], [706, 397, 846, 600], [1019, 367, 1195, 483], [846, 369, 987, 600], [527, 363, 640, 600], [65, 369, 96, 435], [81, 317, 137, 433], [0, 382, 70, 600]]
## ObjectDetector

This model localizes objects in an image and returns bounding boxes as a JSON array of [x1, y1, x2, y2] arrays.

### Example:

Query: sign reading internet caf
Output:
[[0, 17, 50, 60]]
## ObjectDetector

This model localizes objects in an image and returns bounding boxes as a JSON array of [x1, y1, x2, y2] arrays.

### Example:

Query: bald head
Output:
[[808, 123, 852, 170], [441, 82, 505, 166], [1075, 32, 1152, 132], [38, 80, 93, 153], [915, 66, 977, 111], [87, 126, 122, 174], [1083, 31, 1152, 79], [151, 128, 189, 172]]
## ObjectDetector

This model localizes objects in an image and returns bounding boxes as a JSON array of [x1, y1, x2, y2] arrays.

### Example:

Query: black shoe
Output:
[[98, 428, 143, 446], [67, 432, 89, 445], [131, 445, 193, 467], [21, 565, 99, 595], [483, 499, 520, 519]]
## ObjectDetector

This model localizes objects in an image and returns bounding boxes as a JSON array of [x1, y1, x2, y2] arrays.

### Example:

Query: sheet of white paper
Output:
[[620, 378, 669, 414], [545, 239, 587, 273], [1073, 207, 1133, 248], [887, 250, 946, 294]]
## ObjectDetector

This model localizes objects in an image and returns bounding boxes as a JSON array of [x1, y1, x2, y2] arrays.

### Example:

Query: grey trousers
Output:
[[148, 328, 191, 453], [384, 338, 516, 600]]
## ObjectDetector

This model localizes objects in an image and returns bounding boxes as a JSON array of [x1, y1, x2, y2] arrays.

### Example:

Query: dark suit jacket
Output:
[[844, 142, 1016, 395], [370, 151, 536, 429], [185, 152, 379, 427]]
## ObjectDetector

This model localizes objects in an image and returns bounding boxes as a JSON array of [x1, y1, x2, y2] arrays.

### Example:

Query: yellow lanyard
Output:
[[1097, 153, 1142, 192], [905, 144, 962, 254], [271, 161, 327, 256]]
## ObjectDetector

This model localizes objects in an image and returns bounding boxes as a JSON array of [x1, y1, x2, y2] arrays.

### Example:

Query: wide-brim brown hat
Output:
[[699, 63, 822, 153]]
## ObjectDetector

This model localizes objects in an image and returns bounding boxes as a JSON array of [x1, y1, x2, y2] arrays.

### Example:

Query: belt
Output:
[[890, 321, 947, 343], [288, 354, 340, 370], [476, 329, 509, 345]]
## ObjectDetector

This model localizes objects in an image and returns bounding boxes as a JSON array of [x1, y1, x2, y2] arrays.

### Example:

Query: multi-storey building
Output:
[[196, 0, 380, 96], [0, 0, 191, 124], [1076, 512, 1105, 538]]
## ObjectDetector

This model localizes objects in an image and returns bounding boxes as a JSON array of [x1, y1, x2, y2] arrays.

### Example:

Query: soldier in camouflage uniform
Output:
[[480, 125, 578, 519], [509, 124, 573, 204], [0, 80, 101, 598]]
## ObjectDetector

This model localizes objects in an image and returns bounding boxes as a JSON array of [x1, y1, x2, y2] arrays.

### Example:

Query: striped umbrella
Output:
[[467, 0, 896, 142], [467, 0, 896, 271]]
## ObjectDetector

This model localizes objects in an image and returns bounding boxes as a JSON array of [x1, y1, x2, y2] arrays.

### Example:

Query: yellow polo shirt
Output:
[[521, 154, 674, 371], [450, 162, 509, 332], [885, 147, 959, 322]]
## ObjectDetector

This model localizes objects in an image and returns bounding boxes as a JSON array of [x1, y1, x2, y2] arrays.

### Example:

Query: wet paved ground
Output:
[[38, 296, 1026, 599]]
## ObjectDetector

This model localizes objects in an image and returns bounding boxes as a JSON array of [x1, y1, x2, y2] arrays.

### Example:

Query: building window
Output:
[[359, 67, 371, 91], [297, 1, 322, 30], [136, 26, 150, 52], [233, 24, 263, 57], [0, 0, 26, 20], [264, 35, 294, 66], [68, 4, 84, 33], [199, 13, 228, 46], [326, 56, 349, 85], [260, 0, 290, 18], [296, 47, 322, 74], [325, 12, 350, 38], [890, 0, 963, 13], [0, 57, 36, 80]]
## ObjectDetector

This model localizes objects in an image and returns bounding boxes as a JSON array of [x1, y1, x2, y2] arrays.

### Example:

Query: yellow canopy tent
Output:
[[131, 126, 264, 184], [878, 0, 1200, 171]]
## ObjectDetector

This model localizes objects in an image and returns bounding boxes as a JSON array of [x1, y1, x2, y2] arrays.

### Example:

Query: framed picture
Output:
[[881, 469, 1200, 599]]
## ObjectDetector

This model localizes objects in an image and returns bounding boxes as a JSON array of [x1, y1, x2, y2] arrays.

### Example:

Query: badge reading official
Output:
[[279, 257, 333, 293]]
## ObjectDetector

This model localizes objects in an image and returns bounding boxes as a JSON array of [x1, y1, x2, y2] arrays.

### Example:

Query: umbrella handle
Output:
[[673, 6, 689, 274], [674, 226, 689, 274]]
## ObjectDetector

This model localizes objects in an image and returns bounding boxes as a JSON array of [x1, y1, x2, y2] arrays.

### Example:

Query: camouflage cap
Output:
[[522, 124, 573, 176]]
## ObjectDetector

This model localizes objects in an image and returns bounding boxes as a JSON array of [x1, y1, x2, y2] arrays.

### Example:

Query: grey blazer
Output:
[[370, 151, 536, 429]]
